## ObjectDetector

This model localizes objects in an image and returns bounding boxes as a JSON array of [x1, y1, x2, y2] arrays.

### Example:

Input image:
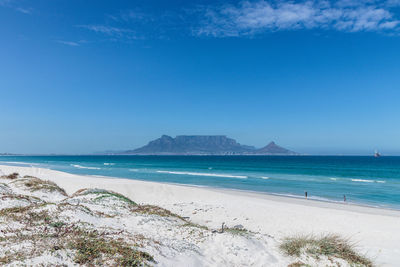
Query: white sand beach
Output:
[[1, 164, 399, 266]]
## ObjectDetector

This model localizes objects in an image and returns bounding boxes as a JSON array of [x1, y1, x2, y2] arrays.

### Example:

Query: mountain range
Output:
[[122, 135, 296, 155]]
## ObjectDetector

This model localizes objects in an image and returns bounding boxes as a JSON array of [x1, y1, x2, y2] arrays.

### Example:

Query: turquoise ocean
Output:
[[1, 155, 399, 209]]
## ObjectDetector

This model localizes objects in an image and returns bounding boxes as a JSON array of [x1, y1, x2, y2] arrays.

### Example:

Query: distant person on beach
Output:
[[305, 191, 308, 199], [344, 195, 346, 202]]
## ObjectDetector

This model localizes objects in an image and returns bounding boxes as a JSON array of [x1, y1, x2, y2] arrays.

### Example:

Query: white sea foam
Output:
[[71, 164, 101, 170], [330, 178, 337, 181], [156, 170, 247, 179], [351, 179, 374, 183], [260, 176, 270, 180], [129, 169, 139, 172], [271, 193, 342, 204], [89, 175, 110, 178], [103, 163, 115, 166], [2, 161, 40, 166], [350, 178, 387, 183]]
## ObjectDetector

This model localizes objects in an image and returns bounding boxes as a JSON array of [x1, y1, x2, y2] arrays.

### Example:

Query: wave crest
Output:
[[156, 170, 247, 179], [351, 179, 386, 183], [71, 164, 101, 170], [351, 179, 374, 183]]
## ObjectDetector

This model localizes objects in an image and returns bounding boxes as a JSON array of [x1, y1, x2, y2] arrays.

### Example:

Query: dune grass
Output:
[[1, 172, 19, 180], [67, 229, 154, 266], [224, 227, 249, 235], [287, 262, 309, 267], [0, 224, 154, 266], [133, 204, 185, 220], [73, 188, 137, 205], [0, 200, 153, 266], [181, 221, 209, 230], [280, 234, 373, 267], [93, 191, 137, 205], [9, 176, 68, 196]]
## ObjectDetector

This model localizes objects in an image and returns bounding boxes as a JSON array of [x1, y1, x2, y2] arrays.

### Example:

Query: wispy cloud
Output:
[[1, 0, 33, 14], [77, 25, 130, 36], [194, 0, 400, 37], [73, 1, 400, 41], [55, 40, 81, 47], [386, 0, 400, 6], [107, 9, 155, 23], [15, 7, 32, 14], [76, 24, 142, 41], [0, 0, 12, 6]]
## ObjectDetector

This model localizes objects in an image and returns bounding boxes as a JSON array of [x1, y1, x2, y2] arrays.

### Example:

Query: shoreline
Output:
[[88, 174, 400, 216], [204, 186, 400, 216], [2, 161, 399, 213], [1, 162, 399, 216], [1, 164, 400, 266]]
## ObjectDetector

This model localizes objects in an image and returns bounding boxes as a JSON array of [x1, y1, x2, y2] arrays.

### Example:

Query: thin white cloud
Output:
[[73, 1, 400, 41], [76, 24, 142, 41], [194, 0, 400, 37], [111, 9, 154, 22], [0, 0, 32, 14], [56, 40, 80, 47], [0, 0, 12, 6], [15, 7, 32, 14], [77, 25, 132, 36], [385, 0, 400, 7]]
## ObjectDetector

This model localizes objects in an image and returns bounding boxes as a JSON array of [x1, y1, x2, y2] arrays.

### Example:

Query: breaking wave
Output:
[[71, 164, 101, 170], [156, 170, 247, 179], [352, 179, 374, 183], [2, 161, 40, 166], [103, 163, 115, 166], [351, 179, 386, 183]]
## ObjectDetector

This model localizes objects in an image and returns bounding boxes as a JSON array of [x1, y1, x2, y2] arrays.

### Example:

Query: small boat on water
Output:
[[374, 151, 381, 157]]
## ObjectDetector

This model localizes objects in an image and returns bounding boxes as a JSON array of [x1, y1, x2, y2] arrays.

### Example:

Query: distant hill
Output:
[[122, 135, 296, 155], [254, 141, 294, 155]]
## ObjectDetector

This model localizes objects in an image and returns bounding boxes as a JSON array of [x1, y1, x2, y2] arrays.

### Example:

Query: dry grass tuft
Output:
[[0, 179, 156, 266], [11, 177, 67, 196], [68, 230, 154, 266], [133, 205, 184, 220], [0, 224, 153, 266], [181, 222, 208, 230], [1, 172, 19, 180], [280, 234, 373, 267], [72, 188, 137, 205], [1, 193, 42, 203], [0, 182, 11, 193], [72, 188, 87, 196], [0, 203, 52, 222], [0, 205, 33, 217], [0, 203, 153, 266], [223, 227, 249, 235], [288, 261, 311, 267]]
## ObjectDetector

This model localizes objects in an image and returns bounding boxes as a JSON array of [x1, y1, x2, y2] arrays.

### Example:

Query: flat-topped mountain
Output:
[[123, 135, 296, 155]]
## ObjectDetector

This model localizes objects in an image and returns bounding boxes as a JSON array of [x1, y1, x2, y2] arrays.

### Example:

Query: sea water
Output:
[[1, 155, 399, 209]]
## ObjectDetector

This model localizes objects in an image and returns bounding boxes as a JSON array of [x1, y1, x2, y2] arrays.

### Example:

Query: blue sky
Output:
[[1, 0, 400, 155]]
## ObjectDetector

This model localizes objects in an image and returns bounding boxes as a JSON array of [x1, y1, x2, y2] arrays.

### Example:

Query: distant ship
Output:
[[374, 151, 381, 157]]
